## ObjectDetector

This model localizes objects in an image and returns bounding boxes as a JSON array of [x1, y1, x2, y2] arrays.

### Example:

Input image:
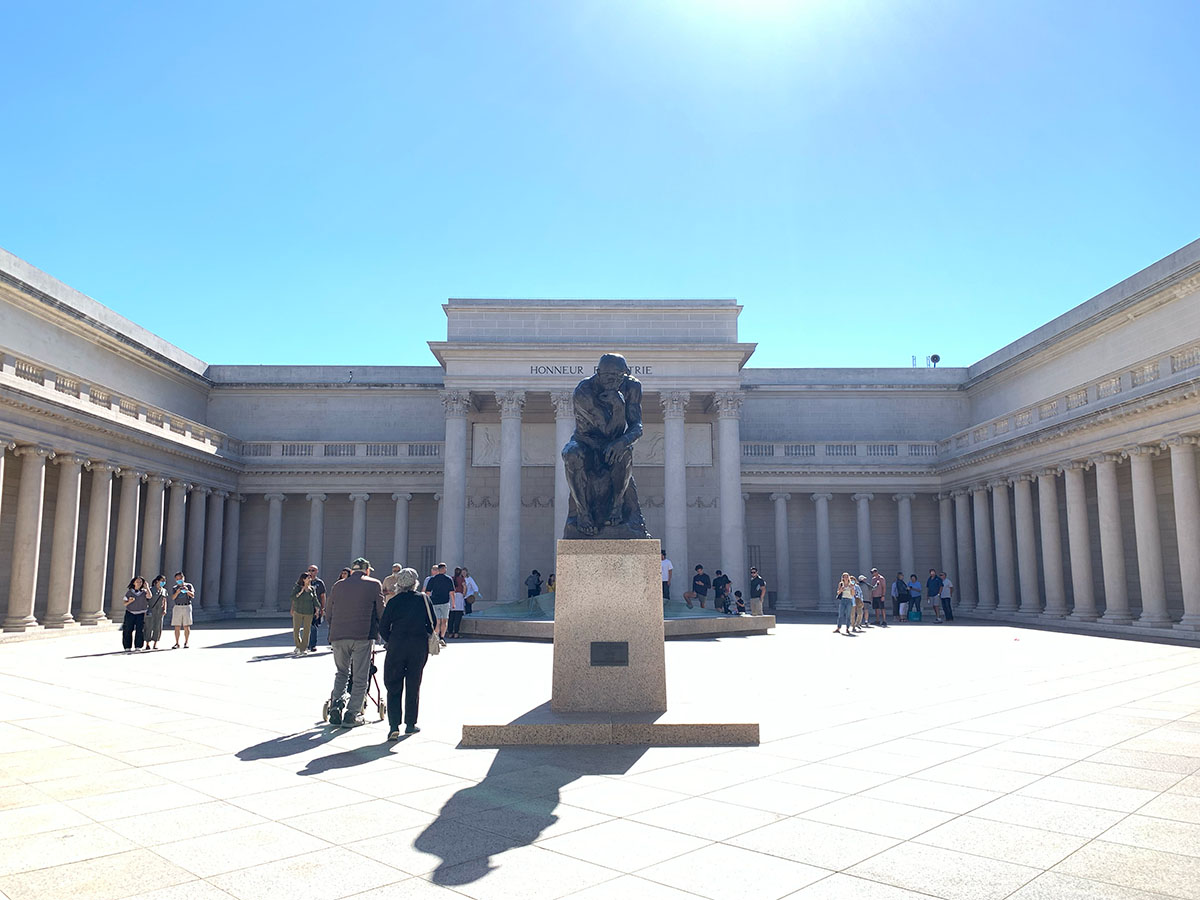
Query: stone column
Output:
[[812, 493, 833, 610], [662, 391, 690, 590], [163, 480, 188, 578], [715, 391, 746, 588], [392, 492, 411, 566], [991, 480, 1018, 612], [109, 467, 143, 615], [1012, 475, 1041, 615], [44, 453, 87, 627], [937, 494, 956, 579], [306, 493, 326, 569], [438, 391, 470, 576], [264, 493, 286, 612], [1038, 469, 1069, 617], [349, 493, 370, 560], [433, 493, 443, 561], [852, 493, 873, 577], [770, 493, 791, 608], [202, 491, 225, 612], [1093, 453, 1131, 624], [220, 495, 243, 614], [141, 475, 168, 580], [4, 446, 52, 631], [953, 491, 977, 611], [496, 390, 525, 602], [1061, 462, 1097, 620], [972, 484, 996, 612], [894, 493, 915, 578], [185, 486, 209, 594], [79, 461, 117, 625], [1127, 445, 1169, 626], [551, 390, 576, 543], [1167, 436, 1200, 631]]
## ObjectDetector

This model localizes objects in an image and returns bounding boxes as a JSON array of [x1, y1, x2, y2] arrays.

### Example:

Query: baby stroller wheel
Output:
[[321, 699, 330, 722], [377, 700, 387, 721]]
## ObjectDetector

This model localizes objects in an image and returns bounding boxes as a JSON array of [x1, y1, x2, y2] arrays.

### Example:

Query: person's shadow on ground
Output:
[[415, 741, 648, 887], [237, 728, 343, 761]]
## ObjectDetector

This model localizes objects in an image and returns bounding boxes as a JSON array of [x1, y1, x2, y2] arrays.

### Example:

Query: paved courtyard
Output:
[[1, 619, 1200, 900]]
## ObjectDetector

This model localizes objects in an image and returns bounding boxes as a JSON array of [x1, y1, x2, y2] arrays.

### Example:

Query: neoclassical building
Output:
[[2, 240, 1199, 638]]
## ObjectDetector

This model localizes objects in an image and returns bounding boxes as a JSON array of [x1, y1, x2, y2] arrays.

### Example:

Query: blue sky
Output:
[[2, 1, 1197, 369]]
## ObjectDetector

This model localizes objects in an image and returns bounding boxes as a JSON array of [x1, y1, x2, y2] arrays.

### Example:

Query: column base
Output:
[[1099, 612, 1134, 625], [2, 615, 39, 632], [974, 605, 997, 615], [78, 612, 110, 626], [1041, 607, 1070, 619], [1069, 611, 1099, 623], [996, 604, 1020, 614], [1136, 613, 1174, 628], [41, 613, 76, 629], [1015, 608, 1044, 618], [1173, 614, 1200, 632]]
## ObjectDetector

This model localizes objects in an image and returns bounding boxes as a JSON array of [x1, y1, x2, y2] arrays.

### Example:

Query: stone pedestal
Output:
[[552, 539, 666, 714]]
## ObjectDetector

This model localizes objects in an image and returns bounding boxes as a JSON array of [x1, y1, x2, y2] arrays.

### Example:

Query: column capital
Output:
[[13, 444, 54, 460], [118, 466, 146, 480], [950, 488, 971, 499], [85, 459, 120, 475], [969, 482, 990, 493], [441, 390, 472, 417], [391, 492, 413, 502], [892, 492, 916, 502], [229, 493, 246, 504], [986, 479, 1010, 491], [52, 453, 88, 469], [0, 436, 15, 452], [349, 493, 370, 503], [1122, 444, 1161, 460], [1058, 459, 1091, 473], [305, 492, 327, 502], [1162, 433, 1199, 449], [144, 473, 170, 486], [496, 390, 526, 418], [660, 390, 691, 418], [810, 492, 833, 503], [550, 390, 575, 417], [713, 391, 744, 418], [264, 493, 287, 503], [1036, 468, 1060, 480], [213, 490, 230, 501], [741, 491, 751, 502], [1089, 451, 1123, 467], [433, 492, 443, 502], [935, 492, 955, 501], [851, 492, 874, 503], [1011, 473, 1037, 484], [769, 492, 791, 503], [190, 485, 212, 496]]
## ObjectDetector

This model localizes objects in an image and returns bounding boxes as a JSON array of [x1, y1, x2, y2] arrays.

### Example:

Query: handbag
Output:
[[424, 597, 441, 656]]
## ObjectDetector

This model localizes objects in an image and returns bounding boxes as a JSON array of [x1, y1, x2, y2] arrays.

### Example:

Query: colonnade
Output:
[[0, 442, 238, 631]]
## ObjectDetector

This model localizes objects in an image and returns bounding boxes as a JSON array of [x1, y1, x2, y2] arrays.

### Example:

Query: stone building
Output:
[[2, 240, 1199, 637]]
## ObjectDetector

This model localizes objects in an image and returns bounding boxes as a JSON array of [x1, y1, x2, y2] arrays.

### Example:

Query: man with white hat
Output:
[[326, 558, 385, 728]]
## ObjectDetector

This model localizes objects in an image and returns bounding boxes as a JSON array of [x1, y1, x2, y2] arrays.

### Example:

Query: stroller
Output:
[[321, 643, 386, 723]]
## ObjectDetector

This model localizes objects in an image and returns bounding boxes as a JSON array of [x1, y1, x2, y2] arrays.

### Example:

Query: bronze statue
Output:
[[561, 353, 650, 539]]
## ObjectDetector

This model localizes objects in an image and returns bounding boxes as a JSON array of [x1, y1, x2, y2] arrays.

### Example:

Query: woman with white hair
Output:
[[377, 567, 436, 740]]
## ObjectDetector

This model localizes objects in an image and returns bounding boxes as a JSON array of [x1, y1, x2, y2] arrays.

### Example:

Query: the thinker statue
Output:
[[561, 353, 651, 539]]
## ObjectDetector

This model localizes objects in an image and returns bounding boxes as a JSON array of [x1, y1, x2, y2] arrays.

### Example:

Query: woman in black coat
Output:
[[378, 567, 435, 740]]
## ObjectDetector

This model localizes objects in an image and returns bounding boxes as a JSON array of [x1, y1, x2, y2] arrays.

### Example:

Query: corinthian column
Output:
[[1167, 436, 1200, 631], [202, 491, 226, 612], [392, 492, 411, 566], [1012, 475, 1041, 615], [894, 493, 915, 578], [853, 493, 874, 577], [496, 390, 525, 602], [1038, 469, 1068, 617], [1062, 461, 1097, 620], [185, 486, 209, 598], [662, 391, 690, 590], [715, 392, 746, 584], [109, 467, 143, 615], [770, 493, 791, 608], [44, 454, 87, 627], [991, 480, 1018, 612], [141, 475, 168, 580], [264, 493, 286, 611], [163, 480, 188, 578], [79, 461, 117, 625], [1127, 445, 1169, 626], [1093, 453, 1131, 624], [953, 491, 976, 610], [938, 494, 956, 577], [306, 493, 326, 569], [3, 446, 52, 631], [439, 391, 470, 577], [220, 495, 243, 614], [972, 484, 996, 612], [812, 493, 833, 610], [551, 390, 575, 543], [349, 493, 370, 561]]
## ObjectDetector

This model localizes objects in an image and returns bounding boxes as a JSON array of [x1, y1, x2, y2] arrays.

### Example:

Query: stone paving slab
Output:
[[0, 621, 1199, 899]]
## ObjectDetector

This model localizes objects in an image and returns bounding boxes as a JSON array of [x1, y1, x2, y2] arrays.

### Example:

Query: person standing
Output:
[[685, 564, 710, 609], [525, 569, 542, 598], [145, 575, 168, 649], [462, 567, 480, 615], [660, 550, 673, 602], [907, 574, 923, 621], [852, 576, 867, 631], [892, 571, 908, 622], [426, 563, 454, 642], [939, 571, 955, 621], [307, 565, 328, 651], [326, 558, 385, 728], [122, 576, 151, 653], [547, 573, 556, 594], [383, 563, 404, 600], [834, 572, 856, 635], [748, 567, 767, 617], [378, 567, 434, 739], [712, 569, 731, 614], [170, 571, 195, 649], [869, 568, 888, 627], [926, 569, 945, 623], [448, 567, 466, 638], [290, 571, 319, 656]]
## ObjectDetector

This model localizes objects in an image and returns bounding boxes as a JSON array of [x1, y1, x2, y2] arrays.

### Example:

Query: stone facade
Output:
[[2, 240, 1200, 636]]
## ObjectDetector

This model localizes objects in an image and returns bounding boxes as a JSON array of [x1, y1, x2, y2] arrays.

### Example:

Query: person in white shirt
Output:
[[462, 567, 480, 614], [660, 550, 673, 602], [939, 571, 955, 621]]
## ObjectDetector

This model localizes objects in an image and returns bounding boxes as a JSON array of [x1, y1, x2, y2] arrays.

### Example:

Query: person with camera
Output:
[[326, 558, 385, 728], [170, 571, 195, 649], [306, 565, 328, 651]]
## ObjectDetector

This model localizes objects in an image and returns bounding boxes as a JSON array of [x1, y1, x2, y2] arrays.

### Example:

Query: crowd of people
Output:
[[119, 571, 195, 652], [833, 567, 955, 634]]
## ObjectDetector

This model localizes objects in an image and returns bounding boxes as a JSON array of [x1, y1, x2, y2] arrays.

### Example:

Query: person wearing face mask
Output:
[[170, 571, 195, 649]]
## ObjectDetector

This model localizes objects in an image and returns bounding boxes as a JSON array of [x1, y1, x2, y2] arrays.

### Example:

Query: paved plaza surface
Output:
[[2, 620, 1200, 900]]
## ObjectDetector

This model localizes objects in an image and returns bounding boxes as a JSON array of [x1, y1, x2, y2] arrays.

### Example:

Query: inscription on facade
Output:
[[530, 364, 653, 376]]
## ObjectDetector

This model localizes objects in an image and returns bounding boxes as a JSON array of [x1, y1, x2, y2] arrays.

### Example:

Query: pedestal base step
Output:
[[462, 713, 759, 747]]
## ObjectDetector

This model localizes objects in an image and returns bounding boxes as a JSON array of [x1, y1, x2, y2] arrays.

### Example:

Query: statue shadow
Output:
[[415, 722, 649, 887]]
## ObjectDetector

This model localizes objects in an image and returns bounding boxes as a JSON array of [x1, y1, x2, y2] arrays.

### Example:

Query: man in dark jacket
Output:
[[327, 557, 385, 728]]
